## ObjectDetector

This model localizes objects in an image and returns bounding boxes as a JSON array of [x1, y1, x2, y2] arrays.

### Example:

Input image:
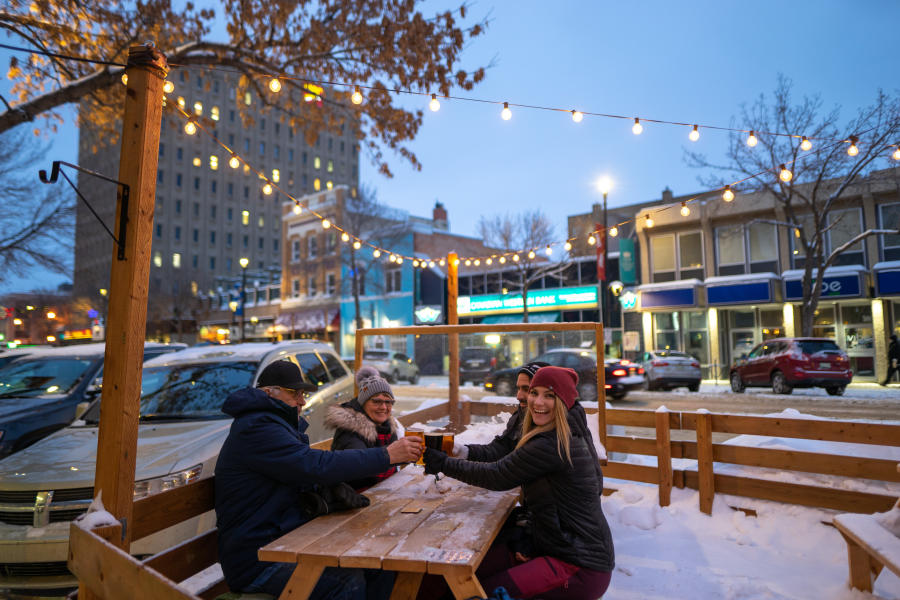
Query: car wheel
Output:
[[771, 371, 793, 395], [495, 378, 514, 396], [579, 383, 598, 402], [826, 384, 846, 396], [688, 383, 700, 392], [730, 372, 745, 393], [390, 370, 400, 384], [408, 371, 419, 385], [610, 393, 626, 401]]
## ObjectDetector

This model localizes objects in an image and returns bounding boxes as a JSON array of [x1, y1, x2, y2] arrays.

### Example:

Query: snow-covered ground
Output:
[[404, 412, 900, 600]]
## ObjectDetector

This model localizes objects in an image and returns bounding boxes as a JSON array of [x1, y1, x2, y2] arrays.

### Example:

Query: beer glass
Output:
[[441, 433, 455, 455], [405, 429, 425, 465]]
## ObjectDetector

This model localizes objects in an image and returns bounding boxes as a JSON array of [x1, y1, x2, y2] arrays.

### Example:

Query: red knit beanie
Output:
[[529, 366, 579, 409]]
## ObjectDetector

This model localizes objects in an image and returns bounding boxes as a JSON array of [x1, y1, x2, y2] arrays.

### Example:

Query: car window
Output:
[[318, 351, 348, 381], [534, 352, 566, 367], [295, 352, 330, 387], [798, 340, 841, 354], [135, 361, 257, 420], [643, 352, 651, 361], [363, 350, 389, 360], [657, 350, 690, 358], [747, 345, 763, 359], [395, 353, 408, 362], [561, 354, 582, 369], [461, 348, 494, 360], [0, 358, 96, 398]]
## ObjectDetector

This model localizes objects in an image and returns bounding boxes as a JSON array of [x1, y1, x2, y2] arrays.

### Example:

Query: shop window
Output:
[[471, 273, 486, 295], [812, 306, 835, 339], [650, 234, 676, 282], [458, 276, 471, 296], [654, 312, 679, 350], [880, 203, 900, 261], [759, 309, 784, 339], [842, 304, 874, 377]]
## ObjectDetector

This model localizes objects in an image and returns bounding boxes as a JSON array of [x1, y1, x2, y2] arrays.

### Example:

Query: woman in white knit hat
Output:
[[325, 366, 401, 490]]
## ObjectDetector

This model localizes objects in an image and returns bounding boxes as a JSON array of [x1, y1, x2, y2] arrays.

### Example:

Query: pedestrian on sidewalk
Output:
[[881, 334, 900, 386]]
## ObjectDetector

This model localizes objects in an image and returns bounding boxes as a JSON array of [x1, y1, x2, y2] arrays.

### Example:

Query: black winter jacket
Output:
[[215, 388, 390, 591], [466, 405, 524, 462], [440, 409, 615, 572], [325, 399, 399, 489], [888, 338, 900, 361]]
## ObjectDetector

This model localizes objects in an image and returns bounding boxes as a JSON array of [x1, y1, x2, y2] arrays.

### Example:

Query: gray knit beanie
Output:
[[356, 365, 394, 405]]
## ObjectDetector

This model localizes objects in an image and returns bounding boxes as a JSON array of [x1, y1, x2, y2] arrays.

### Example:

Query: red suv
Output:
[[729, 337, 852, 396]]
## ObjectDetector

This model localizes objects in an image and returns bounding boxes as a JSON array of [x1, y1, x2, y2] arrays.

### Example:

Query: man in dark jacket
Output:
[[881, 334, 900, 386], [457, 361, 549, 461], [215, 360, 422, 598]]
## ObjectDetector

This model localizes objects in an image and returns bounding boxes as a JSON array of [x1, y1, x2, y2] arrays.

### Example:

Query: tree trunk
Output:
[[521, 287, 530, 323], [351, 248, 363, 331]]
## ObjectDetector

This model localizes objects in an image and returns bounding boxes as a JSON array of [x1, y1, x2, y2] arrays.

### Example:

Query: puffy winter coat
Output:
[[326, 399, 399, 489], [440, 408, 615, 573], [466, 405, 524, 462], [215, 387, 390, 591]]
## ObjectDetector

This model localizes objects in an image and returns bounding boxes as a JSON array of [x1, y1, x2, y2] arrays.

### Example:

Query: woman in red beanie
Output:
[[423, 365, 614, 599]]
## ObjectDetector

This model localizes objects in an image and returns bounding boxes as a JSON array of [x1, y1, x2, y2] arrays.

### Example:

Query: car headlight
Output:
[[133, 464, 202, 499]]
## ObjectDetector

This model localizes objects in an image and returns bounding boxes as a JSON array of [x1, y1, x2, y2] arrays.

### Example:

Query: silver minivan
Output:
[[0, 341, 353, 595]]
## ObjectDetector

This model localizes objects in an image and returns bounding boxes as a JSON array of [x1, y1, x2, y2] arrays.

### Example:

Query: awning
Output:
[[637, 279, 704, 309], [705, 273, 780, 306], [480, 312, 560, 325], [874, 261, 900, 296], [782, 266, 867, 300], [275, 308, 339, 332]]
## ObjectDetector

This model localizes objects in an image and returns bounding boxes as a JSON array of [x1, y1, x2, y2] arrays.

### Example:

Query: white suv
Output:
[[0, 341, 353, 595]]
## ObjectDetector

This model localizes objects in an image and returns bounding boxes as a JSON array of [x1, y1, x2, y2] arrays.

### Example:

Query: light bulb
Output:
[[353, 241, 361, 250], [689, 125, 700, 141], [645, 214, 654, 228], [262, 183, 273, 195], [499, 256, 506, 264], [800, 136, 812, 151], [439, 259, 446, 266], [746, 130, 758, 147], [632, 118, 643, 135], [473, 259, 480, 266], [412, 260, 419, 267], [609, 226, 618, 237], [351, 87, 363, 105], [389, 254, 397, 263], [893, 147, 900, 161], [292, 204, 302, 215], [183, 121, 197, 135], [373, 249, 381, 258], [396, 257, 403, 264], [486, 258, 492, 265], [571, 110, 583, 123], [564, 241, 572, 251], [268, 77, 282, 93], [465, 259, 472, 266], [779, 164, 793, 182], [501, 102, 512, 121], [163, 80, 174, 93], [321, 219, 331, 229], [229, 156, 240, 169], [723, 185, 735, 202], [121, 73, 128, 86], [453, 258, 460, 266], [545, 245, 552, 256], [429, 261, 435, 267], [527, 250, 536, 260], [680, 202, 690, 217], [429, 94, 440, 112], [847, 136, 859, 156], [512, 254, 520, 262], [341, 232, 350, 242], [587, 235, 596, 245]]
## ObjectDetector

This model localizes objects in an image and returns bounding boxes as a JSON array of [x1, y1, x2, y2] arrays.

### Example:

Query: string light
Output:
[[564, 241, 572, 251], [893, 147, 900, 161], [527, 250, 536, 259], [262, 183, 273, 195], [389, 254, 397, 263], [501, 102, 512, 120], [545, 245, 552, 256], [779, 164, 793, 182], [473, 259, 480, 266], [587, 235, 596, 245], [571, 110, 583, 123], [429, 94, 440, 112], [183, 120, 197, 135], [396, 257, 403, 264], [747, 130, 758, 147], [353, 240, 361, 250], [121, 73, 128, 85], [644, 214, 654, 228], [268, 77, 282, 93], [847, 136, 859, 156], [486, 258, 493, 265], [351, 87, 363, 105], [512, 254, 520, 262], [723, 185, 735, 202], [292, 204, 302, 214], [609, 226, 618, 237], [632, 118, 643, 135], [453, 258, 460, 266], [800, 136, 812, 151], [373, 249, 381, 258], [341, 232, 350, 242], [428, 261, 435, 267], [163, 80, 174, 93], [680, 201, 690, 217], [499, 256, 506, 264], [439, 259, 446, 266], [229, 155, 240, 169], [465, 259, 472, 266], [689, 125, 700, 142], [412, 260, 419, 267]]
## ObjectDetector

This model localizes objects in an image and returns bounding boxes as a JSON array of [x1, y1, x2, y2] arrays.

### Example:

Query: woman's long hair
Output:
[[515, 391, 572, 465]]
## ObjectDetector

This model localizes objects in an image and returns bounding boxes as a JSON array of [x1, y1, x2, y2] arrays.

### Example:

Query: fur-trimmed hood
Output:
[[325, 401, 399, 444]]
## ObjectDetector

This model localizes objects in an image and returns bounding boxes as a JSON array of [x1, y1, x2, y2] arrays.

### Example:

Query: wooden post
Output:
[[447, 252, 460, 430], [595, 322, 607, 451], [355, 332, 364, 396], [655, 408, 673, 507], [696, 410, 715, 515]]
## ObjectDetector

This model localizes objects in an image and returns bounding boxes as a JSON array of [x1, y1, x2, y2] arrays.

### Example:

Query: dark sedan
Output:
[[484, 348, 645, 401]]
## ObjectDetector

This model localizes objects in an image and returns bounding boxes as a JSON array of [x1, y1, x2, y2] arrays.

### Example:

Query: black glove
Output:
[[298, 491, 330, 517], [330, 482, 370, 509], [299, 483, 370, 517], [423, 447, 448, 475]]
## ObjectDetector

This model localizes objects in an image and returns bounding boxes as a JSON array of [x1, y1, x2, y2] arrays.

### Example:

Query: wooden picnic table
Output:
[[258, 467, 520, 600]]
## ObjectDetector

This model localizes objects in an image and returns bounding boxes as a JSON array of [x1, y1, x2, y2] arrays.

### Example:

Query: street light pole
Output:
[[596, 177, 613, 346], [239, 257, 249, 343]]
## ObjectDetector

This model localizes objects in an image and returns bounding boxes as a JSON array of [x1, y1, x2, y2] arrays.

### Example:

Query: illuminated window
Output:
[[244, 91, 252, 105], [211, 106, 219, 121], [192, 157, 201, 167], [258, 216, 264, 228], [193, 101, 203, 116], [153, 252, 162, 267], [209, 155, 218, 170], [172, 253, 182, 268], [242, 210, 250, 226], [327, 160, 333, 173], [313, 178, 321, 191], [326, 181, 333, 190], [272, 169, 280, 183], [314, 157, 321, 169], [177, 96, 185, 108]]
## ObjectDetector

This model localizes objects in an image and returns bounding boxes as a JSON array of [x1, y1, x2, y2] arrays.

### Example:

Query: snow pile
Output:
[[875, 505, 900, 537], [73, 491, 119, 530]]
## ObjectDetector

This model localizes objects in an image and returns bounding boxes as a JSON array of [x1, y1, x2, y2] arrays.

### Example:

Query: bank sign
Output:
[[784, 273, 862, 300], [457, 285, 597, 316]]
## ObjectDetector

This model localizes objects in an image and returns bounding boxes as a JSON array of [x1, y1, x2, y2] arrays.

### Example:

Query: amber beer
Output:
[[441, 433, 455, 455], [405, 429, 425, 464]]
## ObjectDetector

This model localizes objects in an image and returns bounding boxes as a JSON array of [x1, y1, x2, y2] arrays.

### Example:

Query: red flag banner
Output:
[[595, 222, 606, 281]]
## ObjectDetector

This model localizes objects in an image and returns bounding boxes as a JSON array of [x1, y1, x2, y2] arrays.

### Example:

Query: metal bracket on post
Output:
[[39, 160, 131, 261], [118, 517, 128, 542]]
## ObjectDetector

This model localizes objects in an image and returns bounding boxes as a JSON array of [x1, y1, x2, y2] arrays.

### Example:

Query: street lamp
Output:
[[228, 299, 239, 342], [595, 177, 613, 337], [239, 257, 250, 342]]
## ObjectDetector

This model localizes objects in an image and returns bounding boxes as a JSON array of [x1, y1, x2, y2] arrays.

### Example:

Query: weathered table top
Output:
[[259, 466, 519, 600]]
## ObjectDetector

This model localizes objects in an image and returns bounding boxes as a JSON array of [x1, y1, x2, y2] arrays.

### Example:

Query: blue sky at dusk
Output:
[[2, 0, 899, 294]]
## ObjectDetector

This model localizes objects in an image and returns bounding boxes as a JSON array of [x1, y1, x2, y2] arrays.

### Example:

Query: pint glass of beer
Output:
[[405, 429, 425, 465], [441, 433, 455, 455]]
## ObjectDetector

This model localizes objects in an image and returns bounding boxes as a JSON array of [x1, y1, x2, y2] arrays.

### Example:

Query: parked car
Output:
[[485, 348, 645, 401], [0, 341, 353, 595], [0, 342, 185, 459], [460, 346, 508, 386], [362, 349, 419, 384], [729, 337, 853, 396], [642, 350, 702, 391], [0, 346, 53, 370]]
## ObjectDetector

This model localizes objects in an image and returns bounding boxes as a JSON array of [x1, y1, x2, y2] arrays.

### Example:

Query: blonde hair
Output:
[[516, 390, 572, 465]]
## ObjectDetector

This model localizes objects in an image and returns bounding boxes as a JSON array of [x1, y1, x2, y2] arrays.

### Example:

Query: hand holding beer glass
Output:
[[404, 429, 426, 465]]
